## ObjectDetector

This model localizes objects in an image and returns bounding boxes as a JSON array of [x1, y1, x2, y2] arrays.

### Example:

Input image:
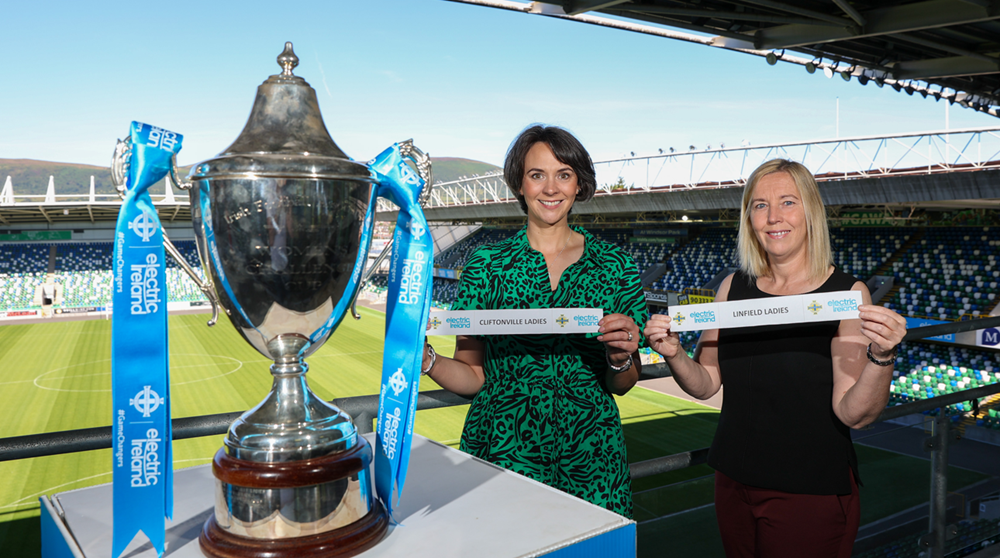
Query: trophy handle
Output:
[[110, 136, 221, 326], [349, 140, 433, 320]]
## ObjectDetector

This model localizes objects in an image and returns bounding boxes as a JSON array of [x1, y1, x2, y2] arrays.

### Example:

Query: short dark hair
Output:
[[504, 125, 597, 214]]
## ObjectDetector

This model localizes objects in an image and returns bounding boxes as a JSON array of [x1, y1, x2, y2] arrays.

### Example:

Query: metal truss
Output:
[[6, 127, 1000, 222], [0, 175, 189, 225], [377, 126, 1000, 213]]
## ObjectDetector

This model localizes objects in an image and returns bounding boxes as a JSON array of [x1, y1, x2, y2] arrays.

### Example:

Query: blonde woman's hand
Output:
[[859, 304, 906, 360], [644, 313, 683, 359]]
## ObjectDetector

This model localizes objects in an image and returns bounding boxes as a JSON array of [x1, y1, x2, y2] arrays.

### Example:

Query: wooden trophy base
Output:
[[199, 502, 388, 558], [200, 437, 388, 558]]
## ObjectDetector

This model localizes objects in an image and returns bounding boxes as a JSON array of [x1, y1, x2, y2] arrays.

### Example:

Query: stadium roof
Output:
[[451, 0, 1000, 115]]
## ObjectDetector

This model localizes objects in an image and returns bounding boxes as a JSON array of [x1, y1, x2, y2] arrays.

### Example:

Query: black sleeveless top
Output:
[[708, 268, 860, 495]]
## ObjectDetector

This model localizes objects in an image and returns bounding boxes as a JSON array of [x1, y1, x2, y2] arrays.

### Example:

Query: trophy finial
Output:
[[277, 42, 298, 76]]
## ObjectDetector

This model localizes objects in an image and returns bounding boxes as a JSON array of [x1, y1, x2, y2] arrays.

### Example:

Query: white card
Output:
[[669, 290, 862, 332], [427, 308, 603, 335]]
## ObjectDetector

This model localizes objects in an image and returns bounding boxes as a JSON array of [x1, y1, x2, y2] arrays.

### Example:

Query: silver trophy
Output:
[[113, 42, 430, 557]]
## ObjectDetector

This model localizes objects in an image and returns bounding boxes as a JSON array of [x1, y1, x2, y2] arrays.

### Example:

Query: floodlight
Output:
[[805, 62, 816, 74], [766, 52, 778, 65], [858, 74, 869, 85], [823, 66, 834, 79]]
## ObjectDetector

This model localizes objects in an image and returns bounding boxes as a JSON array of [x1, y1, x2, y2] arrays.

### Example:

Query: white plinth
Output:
[[41, 435, 635, 557]]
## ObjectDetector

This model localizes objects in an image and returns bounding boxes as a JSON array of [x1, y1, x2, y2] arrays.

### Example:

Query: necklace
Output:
[[553, 234, 571, 259]]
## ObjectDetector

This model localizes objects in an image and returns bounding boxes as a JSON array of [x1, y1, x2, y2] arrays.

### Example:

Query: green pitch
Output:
[[0, 309, 989, 557], [0, 308, 718, 555]]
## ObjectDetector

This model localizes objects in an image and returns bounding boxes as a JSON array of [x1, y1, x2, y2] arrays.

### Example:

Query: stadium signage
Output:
[[0, 230, 71, 241], [838, 211, 896, 227], [54, 306, 101, 314], [433, 268, 461, 280], [981, 328, 999, 347], [669, 291, 862, 332], [632, 228, 687, 237], [645, 292, 669, 303], [1, 310, 39, 318], [629, 236, 676, 244], [903, 317, 955, 343], [428, 308, 603, 335]]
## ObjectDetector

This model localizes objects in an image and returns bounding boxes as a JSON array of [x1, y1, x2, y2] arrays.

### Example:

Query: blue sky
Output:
[[2, 0, 997, 169]]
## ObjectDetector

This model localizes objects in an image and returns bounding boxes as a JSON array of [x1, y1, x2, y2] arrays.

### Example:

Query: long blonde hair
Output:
[[737, 159, 832, 282]]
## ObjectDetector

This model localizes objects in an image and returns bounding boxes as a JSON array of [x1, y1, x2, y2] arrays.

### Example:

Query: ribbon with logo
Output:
[[370, 144, 433, 516], [111, 121, 180, 558]]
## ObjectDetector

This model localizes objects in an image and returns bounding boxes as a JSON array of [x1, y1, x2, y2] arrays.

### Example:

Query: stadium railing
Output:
[[1, 316, 999, 557]]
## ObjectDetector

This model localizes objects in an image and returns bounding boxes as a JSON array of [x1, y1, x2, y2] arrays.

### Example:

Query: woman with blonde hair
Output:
[[645, 159, 906, 557]]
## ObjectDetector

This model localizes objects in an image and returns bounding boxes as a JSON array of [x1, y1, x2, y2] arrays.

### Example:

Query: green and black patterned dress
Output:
[[451, 226, 648, 517]]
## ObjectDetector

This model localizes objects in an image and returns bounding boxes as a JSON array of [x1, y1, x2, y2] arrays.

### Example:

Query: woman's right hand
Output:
[[644, 313, 683, 359]]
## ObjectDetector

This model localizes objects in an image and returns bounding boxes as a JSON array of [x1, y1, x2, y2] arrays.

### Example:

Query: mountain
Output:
[[0, 159, 119, 197], [429, 157, 501, 184], [0, 157, 500, 197]]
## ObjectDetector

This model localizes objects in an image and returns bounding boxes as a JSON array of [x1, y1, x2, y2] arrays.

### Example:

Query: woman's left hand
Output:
[[598, 313, 640, 367], [858, 304, 907, 360]]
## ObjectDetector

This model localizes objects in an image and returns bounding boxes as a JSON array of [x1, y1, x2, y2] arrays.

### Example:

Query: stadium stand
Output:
[[0, 241, 209, 311], [856, 517, 1000, 558], [884, 227, 1000, 320], [0, 243, 51, 310], [647, 227, 738, 293], [889, 341, 1000, 413], [830, 227, 911, 281], [361, 274, 459, 311], [435, 229, 515, 269], [4, 227, 999, 322]]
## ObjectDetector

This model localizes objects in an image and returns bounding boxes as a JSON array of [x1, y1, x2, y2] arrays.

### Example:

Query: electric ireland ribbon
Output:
[[111, 121, 180, 558], [370, 144, 434, 515]]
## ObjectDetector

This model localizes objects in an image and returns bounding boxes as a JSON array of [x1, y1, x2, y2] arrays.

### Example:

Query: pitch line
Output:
[[0, 458, 213, 511], [30, 354, 251, 393]]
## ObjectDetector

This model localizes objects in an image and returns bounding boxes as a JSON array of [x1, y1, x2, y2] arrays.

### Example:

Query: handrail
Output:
[[902, 314, 1000, 341], [0, 391, 470, 463], [1, 319, 999, 481]]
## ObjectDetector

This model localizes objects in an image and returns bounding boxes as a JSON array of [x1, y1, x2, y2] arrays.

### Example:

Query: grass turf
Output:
[[0, 309, 991, 556]]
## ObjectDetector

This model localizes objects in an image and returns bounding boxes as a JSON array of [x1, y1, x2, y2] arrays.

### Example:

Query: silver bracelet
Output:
[[421, 344, 437, 375], [607, 353, 633, 373]]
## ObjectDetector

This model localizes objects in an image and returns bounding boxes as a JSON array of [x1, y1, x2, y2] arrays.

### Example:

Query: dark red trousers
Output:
[[714, 471, 860, 558]]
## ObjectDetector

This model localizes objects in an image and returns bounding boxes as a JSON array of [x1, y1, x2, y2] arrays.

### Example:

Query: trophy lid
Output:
[[189, 42, 372, 182]]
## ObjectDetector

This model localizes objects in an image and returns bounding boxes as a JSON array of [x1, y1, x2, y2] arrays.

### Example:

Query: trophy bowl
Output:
[[185, 43, 415, 558]]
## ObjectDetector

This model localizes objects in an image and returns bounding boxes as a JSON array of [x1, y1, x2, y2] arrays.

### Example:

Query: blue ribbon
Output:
[[371, 144, 433, 515], [111, 122, 180, 558]]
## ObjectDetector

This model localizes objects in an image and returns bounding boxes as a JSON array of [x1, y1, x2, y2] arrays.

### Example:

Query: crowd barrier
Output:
[[1, 317, 999, 557]]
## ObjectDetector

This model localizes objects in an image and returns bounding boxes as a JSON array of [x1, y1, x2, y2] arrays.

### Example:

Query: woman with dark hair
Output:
[[421, 125, 647, 516], [645, 159, 906, 557]]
